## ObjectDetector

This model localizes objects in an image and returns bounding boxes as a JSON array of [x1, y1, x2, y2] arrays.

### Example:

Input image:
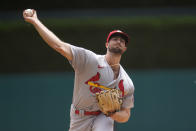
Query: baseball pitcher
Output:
[[23, 9, 135, 131]]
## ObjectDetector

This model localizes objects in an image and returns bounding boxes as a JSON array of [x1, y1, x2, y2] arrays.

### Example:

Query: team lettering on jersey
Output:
[[85, 72, 124, 96], [85, 72, 102, 93]]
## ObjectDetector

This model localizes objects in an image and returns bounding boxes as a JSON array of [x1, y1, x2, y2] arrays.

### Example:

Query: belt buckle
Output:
[[79, 109, 85, 117]]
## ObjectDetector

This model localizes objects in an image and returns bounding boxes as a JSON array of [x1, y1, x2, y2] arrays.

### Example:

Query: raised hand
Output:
[[23, 9, 38, 24]]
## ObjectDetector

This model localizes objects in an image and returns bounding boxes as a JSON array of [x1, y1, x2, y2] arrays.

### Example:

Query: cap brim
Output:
[[109, 32, 129, 44]]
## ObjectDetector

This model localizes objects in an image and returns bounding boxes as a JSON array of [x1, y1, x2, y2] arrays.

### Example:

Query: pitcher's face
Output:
[[107, 36, 127, 55]]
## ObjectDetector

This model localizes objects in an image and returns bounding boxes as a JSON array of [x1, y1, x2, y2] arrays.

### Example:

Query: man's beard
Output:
[[108, 46, 123, 55]]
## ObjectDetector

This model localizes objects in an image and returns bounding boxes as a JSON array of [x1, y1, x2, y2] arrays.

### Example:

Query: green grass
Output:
[[1, 15, 196, 31]]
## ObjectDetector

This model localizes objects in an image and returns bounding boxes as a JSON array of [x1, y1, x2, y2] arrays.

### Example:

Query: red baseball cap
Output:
[[106, 30, 129, 44]]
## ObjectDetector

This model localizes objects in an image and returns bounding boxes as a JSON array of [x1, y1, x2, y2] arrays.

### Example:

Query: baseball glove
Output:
[[96, 89, 123, 116]]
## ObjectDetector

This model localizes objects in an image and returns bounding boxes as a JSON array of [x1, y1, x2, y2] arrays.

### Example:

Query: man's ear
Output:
[[125, 46, 127, 51], [105, 42, 109, 48], [124, 46, 127, 52]]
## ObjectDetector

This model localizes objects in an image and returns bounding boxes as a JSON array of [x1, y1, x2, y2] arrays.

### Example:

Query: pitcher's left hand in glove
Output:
[[96, 89, 123, 116]]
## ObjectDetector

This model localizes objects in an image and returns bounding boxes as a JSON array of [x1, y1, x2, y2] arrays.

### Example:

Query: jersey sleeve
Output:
[[122, 86, 135, 109], [69, 45, 95, 73]]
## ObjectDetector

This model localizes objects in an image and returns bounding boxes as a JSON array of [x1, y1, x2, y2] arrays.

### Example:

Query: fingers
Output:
[[23, 9, 38, 23], [23, 9, 36, 18], [32, 9, 36, 16], [30, 9, 37, 18], [23, 10, 26, 18]]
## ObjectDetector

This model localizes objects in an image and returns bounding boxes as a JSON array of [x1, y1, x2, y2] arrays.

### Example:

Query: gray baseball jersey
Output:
[[68, 45, 135, 131]]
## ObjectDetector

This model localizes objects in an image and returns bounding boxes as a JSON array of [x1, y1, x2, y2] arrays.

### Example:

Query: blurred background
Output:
[[0, 0, 196, 131]]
